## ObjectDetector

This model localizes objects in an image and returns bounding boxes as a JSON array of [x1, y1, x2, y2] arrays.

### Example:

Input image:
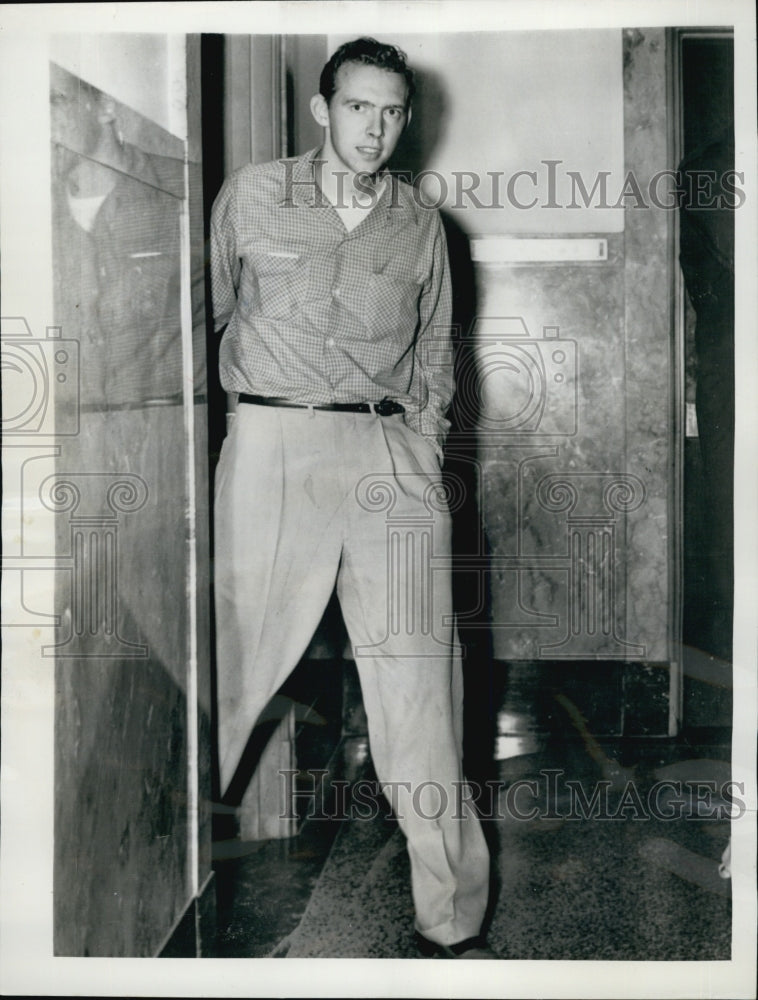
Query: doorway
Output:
[[674, 29, 735, 727]]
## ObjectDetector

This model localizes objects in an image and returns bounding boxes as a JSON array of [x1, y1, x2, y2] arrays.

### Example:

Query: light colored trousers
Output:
[[214, 402, 490, 945]]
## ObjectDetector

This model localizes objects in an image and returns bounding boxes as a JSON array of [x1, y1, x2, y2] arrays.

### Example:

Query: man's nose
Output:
[[366, 111, 384, 137]]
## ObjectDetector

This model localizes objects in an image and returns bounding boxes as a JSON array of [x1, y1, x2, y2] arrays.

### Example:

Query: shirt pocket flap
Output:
[[241, 240, 306, 274], [369, 271, 424, 296]]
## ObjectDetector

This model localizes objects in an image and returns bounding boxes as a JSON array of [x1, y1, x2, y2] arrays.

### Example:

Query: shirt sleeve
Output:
[[404, 213, 455, 461], [210, 175, 241, 334]]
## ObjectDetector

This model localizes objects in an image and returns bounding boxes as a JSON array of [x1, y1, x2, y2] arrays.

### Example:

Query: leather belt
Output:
[[238, 393, 405, 416]]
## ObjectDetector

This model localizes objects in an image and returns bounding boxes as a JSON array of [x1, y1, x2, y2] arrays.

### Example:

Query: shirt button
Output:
[[325, 337, 335, 348], [333, 287, 341, 300]]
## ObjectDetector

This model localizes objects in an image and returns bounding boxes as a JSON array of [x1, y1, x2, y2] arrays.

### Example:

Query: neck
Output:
[[91, 120, 127, 170]]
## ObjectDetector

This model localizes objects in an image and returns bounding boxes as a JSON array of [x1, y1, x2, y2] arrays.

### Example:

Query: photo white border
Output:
[[1, 1, 756, 997]]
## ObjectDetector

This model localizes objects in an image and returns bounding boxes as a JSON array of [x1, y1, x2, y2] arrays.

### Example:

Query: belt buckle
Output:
[[375, 397, 403, 417]]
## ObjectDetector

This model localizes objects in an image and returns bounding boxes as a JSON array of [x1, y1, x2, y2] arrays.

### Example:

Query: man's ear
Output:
[[404, 105, 413, 131], [310, 93, 329, 128]]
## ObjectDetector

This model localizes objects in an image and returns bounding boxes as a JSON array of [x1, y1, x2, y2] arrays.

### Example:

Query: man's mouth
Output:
[[357, 146, 382, 158]]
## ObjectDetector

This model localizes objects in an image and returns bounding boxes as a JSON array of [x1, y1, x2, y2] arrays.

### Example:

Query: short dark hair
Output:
[[319, 37, 415, 107]]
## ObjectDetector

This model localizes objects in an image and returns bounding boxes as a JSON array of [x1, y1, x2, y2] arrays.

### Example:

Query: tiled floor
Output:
[[212, 662, 733, 960]]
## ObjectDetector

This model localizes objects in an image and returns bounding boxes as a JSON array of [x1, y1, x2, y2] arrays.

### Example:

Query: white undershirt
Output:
[[331, 178, 387, 233], [67, 190, 109, 232]]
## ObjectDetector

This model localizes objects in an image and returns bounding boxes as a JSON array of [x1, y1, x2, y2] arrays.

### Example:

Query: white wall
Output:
[[50, 33, 187, 138], [329, 31, 624, 234]]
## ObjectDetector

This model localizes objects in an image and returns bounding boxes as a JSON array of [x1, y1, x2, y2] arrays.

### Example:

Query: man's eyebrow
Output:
[[342, 96, 406, 111]]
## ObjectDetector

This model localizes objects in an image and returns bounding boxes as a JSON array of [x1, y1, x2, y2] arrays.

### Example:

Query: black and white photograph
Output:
[[1, 2, 756, 997]]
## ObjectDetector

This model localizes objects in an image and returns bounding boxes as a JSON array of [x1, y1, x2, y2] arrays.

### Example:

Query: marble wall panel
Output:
[[52, 406, 192, 955], [621, 28, 675, 665], [50, 45, 213, 955], [49, 408, 190, 682], [464, 29, 675, 684], [469, 238, 653, 661], [54, 656, 188, 955]]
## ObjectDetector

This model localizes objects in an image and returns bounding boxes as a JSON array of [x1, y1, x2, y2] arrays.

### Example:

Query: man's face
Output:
[[50, 78, 104, 156], [312, 61, 410, 177]]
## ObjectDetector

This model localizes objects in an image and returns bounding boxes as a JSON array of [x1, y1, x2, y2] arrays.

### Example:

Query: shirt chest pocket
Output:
[[366, 271, 423, 340], [240, 242, 309, 320]]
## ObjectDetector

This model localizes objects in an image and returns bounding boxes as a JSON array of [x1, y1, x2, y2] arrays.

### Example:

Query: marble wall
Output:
[[621, 28, 677, 668], [50, 41, 212, 956], [461, 238, 637, 662], [444, 30, 676, 733]]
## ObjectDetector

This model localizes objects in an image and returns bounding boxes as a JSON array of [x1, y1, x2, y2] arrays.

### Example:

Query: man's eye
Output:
[[351, 104, 364, 111]]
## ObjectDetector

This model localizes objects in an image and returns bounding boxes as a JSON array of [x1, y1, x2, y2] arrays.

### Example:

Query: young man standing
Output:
[[211, 37, 493, 959]]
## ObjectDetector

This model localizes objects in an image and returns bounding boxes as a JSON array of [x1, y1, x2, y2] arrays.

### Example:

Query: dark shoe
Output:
[[414, 931, 498, 959]]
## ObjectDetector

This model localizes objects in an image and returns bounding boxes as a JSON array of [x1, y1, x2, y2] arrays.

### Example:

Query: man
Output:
[[211, 37, 493, 959], [51, 70, 201, 408]]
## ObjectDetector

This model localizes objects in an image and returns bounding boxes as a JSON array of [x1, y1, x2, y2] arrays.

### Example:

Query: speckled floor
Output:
[[213, 664, 733, 961]]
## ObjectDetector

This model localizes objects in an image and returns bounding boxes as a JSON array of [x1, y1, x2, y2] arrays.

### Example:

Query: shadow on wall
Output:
[[391, 64, 450, 183]]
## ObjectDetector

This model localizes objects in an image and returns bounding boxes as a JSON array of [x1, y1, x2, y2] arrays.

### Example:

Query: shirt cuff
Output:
[[404, 409, 450, 463]]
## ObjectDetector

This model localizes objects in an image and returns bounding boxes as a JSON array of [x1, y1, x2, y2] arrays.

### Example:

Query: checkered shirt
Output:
[[210, 148, 454, 453]]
